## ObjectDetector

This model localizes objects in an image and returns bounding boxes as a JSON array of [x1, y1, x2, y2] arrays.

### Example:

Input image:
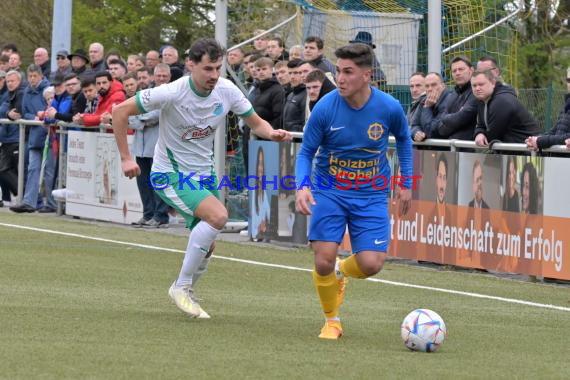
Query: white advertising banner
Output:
[[65, 131, 143, 224]]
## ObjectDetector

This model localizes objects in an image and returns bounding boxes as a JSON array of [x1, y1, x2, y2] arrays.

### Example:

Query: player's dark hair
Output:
[[287, 59, 303, 69], [122, 71, 138, 82], [451, 55, 473, 68], [521, 162, 539, 214], [108, 59, 127, 71], [503, 156, 518, 208], [334, 43, 373, 68], [187, 38, 225, 64], [95, 71, 112, 81], [300, 60, 318, 68], [2, 43, 18, 52], [248, 53, 263, 65], [63, 73, 78, 82], [304, 36, 324, 50], [80, 76, 96, 88], [306, 69, 326, 83], [137, 66, 153, 75], [270, 36, 285, 48], [436, 153, 448, 174]]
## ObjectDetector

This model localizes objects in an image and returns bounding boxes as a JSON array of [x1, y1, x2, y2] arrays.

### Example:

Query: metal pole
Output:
[[227, 12, 299, 52], [17, 124, 26, 205], [442, 6, 521, 53], [51, 0, 72, 73], [215, 0, 228, 205], [428, 0, 442, 74], [57, 129, 66, 216]]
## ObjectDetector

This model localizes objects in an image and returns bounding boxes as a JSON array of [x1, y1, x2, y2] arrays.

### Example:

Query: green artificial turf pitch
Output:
[[1, 212, 569, 379]]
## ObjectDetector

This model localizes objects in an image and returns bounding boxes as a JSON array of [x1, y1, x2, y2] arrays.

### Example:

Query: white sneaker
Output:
[[168, 282, 208, 318], [52, 188, 74, 201]]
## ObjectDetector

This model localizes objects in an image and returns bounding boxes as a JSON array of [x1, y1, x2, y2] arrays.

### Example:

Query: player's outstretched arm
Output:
[[112, 97, 142, 179], [243, 112, 292, 142]]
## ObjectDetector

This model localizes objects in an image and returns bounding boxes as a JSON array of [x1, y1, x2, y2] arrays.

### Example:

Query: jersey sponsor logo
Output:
[[330, 125, 345, 131], [181, 125, 215, 140], [367, 122, 384, 141], [213, 102, 224, 116]]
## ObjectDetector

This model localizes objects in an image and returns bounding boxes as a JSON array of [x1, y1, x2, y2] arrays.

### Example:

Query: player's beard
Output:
[[205, 79, 217, 89]]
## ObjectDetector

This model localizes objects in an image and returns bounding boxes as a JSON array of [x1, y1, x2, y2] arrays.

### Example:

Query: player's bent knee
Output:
[[206, 210, 228, 230], [357, 252, 386, 276], [314, 256, 336, 276], [361, 261, 384, 276]]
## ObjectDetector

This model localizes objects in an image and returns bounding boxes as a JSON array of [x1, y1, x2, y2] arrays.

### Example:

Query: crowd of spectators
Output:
[[408, 55, 570, 150], [0, 31, 569, 217]]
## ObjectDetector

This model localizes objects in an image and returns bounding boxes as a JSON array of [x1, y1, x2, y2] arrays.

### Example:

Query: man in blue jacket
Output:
[[10, 64, 52, 213]]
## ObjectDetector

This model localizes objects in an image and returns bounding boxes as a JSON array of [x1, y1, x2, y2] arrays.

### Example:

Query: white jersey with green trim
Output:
[[135, 76, 254, 177]]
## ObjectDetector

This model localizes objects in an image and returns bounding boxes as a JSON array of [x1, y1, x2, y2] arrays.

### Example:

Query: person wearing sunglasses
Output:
[[49, 49, 72, 83]]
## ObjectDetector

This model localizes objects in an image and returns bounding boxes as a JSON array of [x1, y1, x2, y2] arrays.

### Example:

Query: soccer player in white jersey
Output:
[[112, 38, 291, 318]]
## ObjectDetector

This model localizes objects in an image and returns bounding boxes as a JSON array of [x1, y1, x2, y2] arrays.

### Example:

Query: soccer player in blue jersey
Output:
[[295, 43, 414, 340]]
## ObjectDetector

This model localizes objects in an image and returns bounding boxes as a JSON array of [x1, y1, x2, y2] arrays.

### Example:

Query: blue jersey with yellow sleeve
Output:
[[296, 87, 413, 198]]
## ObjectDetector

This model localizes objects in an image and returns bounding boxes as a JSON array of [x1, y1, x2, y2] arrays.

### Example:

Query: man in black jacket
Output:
[[526, 75, 570, 150], [282, 59, 306, 132], [267, 37, 289, 64], [252, 57, 284, 130], [435, 56, 478, 140], [303, 36, 335, 77], [306, 69, 335, 112], [472, 70, 541, 145], [0, 70, 25, 201], [45, 73, 86, 122]]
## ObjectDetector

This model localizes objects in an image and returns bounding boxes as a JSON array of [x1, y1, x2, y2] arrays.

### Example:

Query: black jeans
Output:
[[136, 156, 169, 223], [0, 142, 19, 200]]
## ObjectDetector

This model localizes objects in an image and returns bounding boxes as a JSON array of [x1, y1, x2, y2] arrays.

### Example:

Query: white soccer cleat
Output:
[[197, 308, 211, 319], [168, 282, 203, 318]]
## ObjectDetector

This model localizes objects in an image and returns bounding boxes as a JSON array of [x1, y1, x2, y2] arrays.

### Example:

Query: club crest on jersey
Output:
[[367, 122, 384, 141], [141, 90, 151, 105], [212, 102, 224, 116], [181, 125, 214, 140]]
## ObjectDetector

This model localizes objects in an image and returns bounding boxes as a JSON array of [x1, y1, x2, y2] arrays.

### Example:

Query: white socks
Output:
[[176, 221, 220, 287], [191, 256, 211, 288]]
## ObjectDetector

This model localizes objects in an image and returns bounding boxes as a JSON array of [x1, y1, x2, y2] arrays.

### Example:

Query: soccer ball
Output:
[[401, 308, 446, 352]]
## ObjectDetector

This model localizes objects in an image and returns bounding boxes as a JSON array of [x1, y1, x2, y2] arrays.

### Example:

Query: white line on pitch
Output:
[[2, 221, 569, 313]]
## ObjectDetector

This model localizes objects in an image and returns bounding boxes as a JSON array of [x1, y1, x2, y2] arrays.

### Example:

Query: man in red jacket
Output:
[[74, 71, 125, 127]]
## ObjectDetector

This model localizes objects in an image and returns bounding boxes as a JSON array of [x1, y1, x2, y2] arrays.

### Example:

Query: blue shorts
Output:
[[309, 192, 390, 253]]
